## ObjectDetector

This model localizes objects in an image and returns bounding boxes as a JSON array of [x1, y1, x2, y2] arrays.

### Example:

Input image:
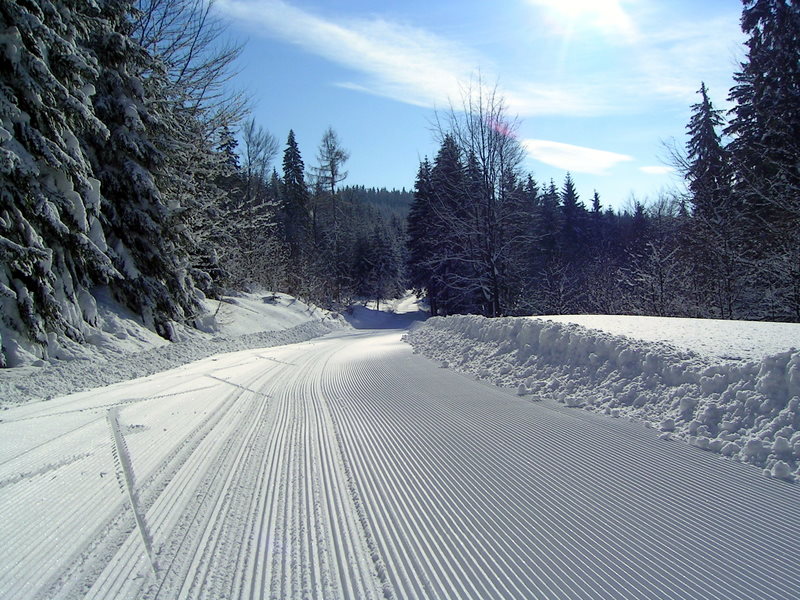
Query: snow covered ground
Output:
[[0, 291, 346, 407], [2, 326, 800, 599], [406, 314, 800, 481], [344, 294, 428, 329], [3, 302, 800, 599], [537, 314, 800, 362]]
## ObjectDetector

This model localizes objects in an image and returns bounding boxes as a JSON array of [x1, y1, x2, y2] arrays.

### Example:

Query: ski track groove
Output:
[[31, 372, 247, 600], [317, 332, 800, 600], [420, 367, 768, 597], [327, 362, 579, 599], [4, 330, 800, 600]]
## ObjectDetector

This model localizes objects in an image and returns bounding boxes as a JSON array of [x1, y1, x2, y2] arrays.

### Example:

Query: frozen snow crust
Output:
[[407, 315, 800, 481]]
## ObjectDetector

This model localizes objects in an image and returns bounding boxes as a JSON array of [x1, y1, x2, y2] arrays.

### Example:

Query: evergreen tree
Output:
[[428, 134, 470, 315], [281, 130, 310, 272], [687, 83, 731, 221], [559, 172, 587, 262], [0, 0, 117, 365], [685, 83, 742, 318], [407, 160, 438, 312], [726, 0, 800, 319], [536, 180, 561, 263], [436, 81, 526, 317], [87, 0, 202, 340]]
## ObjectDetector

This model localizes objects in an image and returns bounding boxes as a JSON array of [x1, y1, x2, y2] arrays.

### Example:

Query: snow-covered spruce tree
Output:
[[87, 0, 202, 340], [554, 172, 590, 311], [558, 173, 587, 261], [501, 174, 538, 315], [130, 0, 246, 298], [687, 84, 732, 222], [428, 134, 472, 315], [0, 0, 118, 366], [684, 83, 743, 319], [726, 0, 800, 320], [352, 222, 403, 309], [406, 159, 440, 313], [280, 129, 313, 295]]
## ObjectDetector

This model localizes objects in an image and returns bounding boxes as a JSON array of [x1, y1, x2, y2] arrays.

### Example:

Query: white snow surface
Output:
[[536, 314, 799, 362], [2, 327, 800, 599], [406, 314, 800, 480], [0, 290, 346, 406], [345, 292, 428, 329]]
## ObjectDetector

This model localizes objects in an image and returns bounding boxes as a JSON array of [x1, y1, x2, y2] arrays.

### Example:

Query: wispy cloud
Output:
[[520, 0, 743, 108], [216, 0, 744, 128], [216, 0, 475, 108], [215, 0, 606, 116], [640, 165, 675, 175], [630, 14, 745, 105], [522, 139, 633, 175]]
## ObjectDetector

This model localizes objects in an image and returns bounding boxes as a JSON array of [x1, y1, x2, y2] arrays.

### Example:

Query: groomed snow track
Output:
[[2, 330, 800, 599]]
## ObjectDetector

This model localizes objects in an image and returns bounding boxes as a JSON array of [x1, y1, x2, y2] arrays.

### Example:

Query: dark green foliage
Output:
[[0, 0, 117, 363], [281, 129, 310, 264], [725, 0, 800, 319], [88, 0, 201, 339]]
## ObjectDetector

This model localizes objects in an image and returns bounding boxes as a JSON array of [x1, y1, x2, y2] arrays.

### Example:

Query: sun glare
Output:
[[529, 0, 637, 40]]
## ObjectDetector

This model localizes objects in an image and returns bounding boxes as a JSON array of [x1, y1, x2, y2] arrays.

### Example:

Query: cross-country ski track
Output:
[[2, 328, 800, 599]]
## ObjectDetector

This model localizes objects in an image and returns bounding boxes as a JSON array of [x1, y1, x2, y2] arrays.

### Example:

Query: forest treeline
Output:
[[1, 0, 798, 367], [407, 0, 800, 322], [0, 0, 407, 366]]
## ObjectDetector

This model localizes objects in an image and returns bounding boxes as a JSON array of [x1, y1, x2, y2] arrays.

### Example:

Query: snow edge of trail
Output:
[[406, 315, 800, 481], [1, 319, 342, 406]]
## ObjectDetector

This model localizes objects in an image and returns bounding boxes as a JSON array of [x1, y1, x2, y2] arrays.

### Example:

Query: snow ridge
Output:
[[406, 315, 800, 480], [1, 320, 340, 406]]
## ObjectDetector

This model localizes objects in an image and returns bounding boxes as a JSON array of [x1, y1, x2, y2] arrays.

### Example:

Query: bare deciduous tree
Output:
[[428, 78, 529, 316]]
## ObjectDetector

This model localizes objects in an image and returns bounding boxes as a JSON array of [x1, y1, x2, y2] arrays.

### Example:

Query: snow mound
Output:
[[0, 291, 347, 406], [406, 315, 800, 480]]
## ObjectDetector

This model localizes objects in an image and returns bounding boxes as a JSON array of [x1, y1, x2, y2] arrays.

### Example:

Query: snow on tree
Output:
[[414, 81, 528, 317], [683, 82, 744, 318], [130, 0, 246, 298], [312, 127, 350, 303], [0, 0, 118, 366], [213, 118, 284, 292], [726, 0, 800, 320], [86, 0, 202, 340]]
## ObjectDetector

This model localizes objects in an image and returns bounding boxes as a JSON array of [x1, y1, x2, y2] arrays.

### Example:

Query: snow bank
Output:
[[537, 314, 800, 363], [0, 291, 347, 406], [406, 315, 800, 481]]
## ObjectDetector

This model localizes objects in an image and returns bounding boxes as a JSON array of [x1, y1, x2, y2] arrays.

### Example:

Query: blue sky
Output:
[[214, 0, 746, 211]]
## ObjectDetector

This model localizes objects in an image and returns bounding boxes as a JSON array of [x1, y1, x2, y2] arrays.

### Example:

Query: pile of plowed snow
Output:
[[0, 291, 347, 406], [406, 315, 800, 481]]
